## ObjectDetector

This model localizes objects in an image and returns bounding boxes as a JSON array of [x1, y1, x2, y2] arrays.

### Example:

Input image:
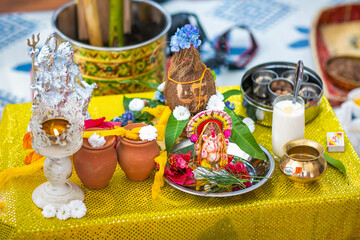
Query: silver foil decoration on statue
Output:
[[55, 41, 96, 119], [31, 32, 96, 118], [29, 32, 87, 151]]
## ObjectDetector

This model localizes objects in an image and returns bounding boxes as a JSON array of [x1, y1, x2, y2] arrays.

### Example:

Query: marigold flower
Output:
[[42, 204, 56, 218], [139, 125, 158, 141], [69, 200, 87, 218], [173, 105, 190, 121], [56, 204, 71, 220], [88, 133, 106, 148], [216, 90, 224, 101], [206, 95, 225, 111], [23, 131, 33, 150], [129, 98, 145, 112]]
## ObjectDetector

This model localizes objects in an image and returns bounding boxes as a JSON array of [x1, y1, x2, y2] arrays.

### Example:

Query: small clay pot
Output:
[[73, 129, 117, 189], [116, 123, 159, 181]]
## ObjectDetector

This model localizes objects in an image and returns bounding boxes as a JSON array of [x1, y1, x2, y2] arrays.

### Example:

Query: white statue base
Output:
[[32, 156, 84, 209]]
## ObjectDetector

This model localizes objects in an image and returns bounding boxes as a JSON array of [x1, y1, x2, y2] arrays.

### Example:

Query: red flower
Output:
[[224, 161, 252, 189], [227, 155, 234, 164], [164, 151, 195, 185], [225, 161, 247, 174], [164, 167, 195, 185], [84, 117, 121, 130], [168, 151, 192, 171]]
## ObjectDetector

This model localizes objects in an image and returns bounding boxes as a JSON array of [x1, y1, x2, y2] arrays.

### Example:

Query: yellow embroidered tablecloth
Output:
[[0, 86, 360, 239]]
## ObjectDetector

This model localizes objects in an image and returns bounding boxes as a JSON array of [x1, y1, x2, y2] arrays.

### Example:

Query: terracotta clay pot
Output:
[[116, 123, 159, 181], [73, 130, 117, 189]]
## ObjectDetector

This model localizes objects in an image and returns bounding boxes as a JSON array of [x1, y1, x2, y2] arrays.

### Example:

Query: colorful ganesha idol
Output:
[[186, 110, 232, 169]]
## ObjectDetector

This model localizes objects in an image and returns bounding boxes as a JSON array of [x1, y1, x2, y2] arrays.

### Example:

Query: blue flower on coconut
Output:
[[170, 24, 202, 52], [154, 91, 165, 102]]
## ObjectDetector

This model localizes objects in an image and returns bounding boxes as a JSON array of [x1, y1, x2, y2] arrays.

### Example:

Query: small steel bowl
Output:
[[281, 69, 309, 82], [279, 139, 327, 183], [299, 82, 322, 104], [252, 69, 278, 98], [241, 62, 323, 127], [267, 78, 294, 105]]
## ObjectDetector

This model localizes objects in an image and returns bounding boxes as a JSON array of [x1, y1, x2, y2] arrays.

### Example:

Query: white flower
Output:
[[157, 82, 165, 92], [242, 117, 255, 133], [216, 90, 224, 101], [69, 200, 87, 218], [42, 204, 56, 218], [139, 125, 158, 141], [129, 98, 145, 112], [206, 95, 225, 111], [227, 142, 251, 160], [173, 105, 190, 121], [88, 133, 106, 147], [56, 204, 71, 220]]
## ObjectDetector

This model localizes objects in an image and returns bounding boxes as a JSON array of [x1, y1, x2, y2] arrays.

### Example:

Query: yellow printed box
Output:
[[327, 132, 345, 152]]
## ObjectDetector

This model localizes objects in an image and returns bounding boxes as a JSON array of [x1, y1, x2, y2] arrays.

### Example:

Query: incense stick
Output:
[[123, 0, 132, 34], [83, 0, 103, 46], [96, 0, 110, 45], [76, 0, 88, 41]]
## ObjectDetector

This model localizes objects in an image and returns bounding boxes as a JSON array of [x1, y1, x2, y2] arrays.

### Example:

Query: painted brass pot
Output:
[[116, 123, 159, 181], [52, 0, 171, 95], [279, 139, 327, 183], [73, 130, 117, 189]]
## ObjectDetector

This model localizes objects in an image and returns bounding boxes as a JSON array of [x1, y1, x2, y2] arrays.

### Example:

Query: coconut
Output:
[[163, 46, 216, 114]]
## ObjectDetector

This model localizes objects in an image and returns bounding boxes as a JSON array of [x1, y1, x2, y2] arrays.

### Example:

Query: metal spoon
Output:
[[293, 60, 304, 104]]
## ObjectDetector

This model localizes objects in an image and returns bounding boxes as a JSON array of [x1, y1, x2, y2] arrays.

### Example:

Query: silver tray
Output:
[[165, 140, 275, 197], [241, 61, 323, 127]]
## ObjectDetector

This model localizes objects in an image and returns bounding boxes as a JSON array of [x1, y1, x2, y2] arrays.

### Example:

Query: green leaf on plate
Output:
[[165, 113, 189, 153], [324, 153, 347, 176], [224, 108, 266, 160], [222, 89, 243, 101], [123, 96, 132, 111], [121, 79, 160, 90]]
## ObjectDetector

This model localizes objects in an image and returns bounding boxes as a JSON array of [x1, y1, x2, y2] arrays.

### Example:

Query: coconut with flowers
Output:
[[163, 24, 216, 114]]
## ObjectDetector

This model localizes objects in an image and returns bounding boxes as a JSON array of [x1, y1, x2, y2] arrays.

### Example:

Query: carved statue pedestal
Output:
[[32, 156, 84, 209]]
